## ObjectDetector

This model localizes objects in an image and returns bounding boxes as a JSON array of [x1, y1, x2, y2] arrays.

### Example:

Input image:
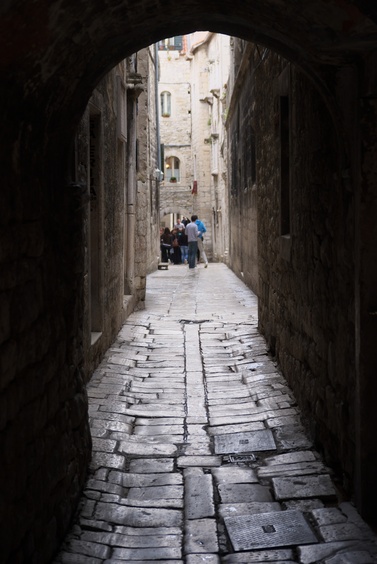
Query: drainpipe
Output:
[[125, 61, 143, 297], [154, 43, 162, 180]]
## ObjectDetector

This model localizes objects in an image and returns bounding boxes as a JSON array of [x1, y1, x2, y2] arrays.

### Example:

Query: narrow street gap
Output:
[[54, 264, 377, 563]]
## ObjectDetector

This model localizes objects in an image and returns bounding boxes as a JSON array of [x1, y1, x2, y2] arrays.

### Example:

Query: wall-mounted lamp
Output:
[[154, 169, 164, 181]]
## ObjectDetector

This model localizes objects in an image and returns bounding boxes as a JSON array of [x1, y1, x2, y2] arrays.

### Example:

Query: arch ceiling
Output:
[[1, 0, 377, 159]]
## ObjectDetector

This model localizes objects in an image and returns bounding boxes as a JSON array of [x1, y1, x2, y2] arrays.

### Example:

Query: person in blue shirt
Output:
[[195, 217, 208, 268]]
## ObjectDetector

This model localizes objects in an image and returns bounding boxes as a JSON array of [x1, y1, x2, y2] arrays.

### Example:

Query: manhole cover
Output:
[[229, 454, 256, 463], [224, 510, 318, 551], [214, 430, 276, 454]]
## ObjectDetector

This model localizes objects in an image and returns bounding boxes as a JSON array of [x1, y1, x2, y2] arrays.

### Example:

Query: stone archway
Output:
[[1, 1, 377, 561]]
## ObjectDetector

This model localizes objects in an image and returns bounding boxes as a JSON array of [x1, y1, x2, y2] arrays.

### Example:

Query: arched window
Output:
[[165, 156, 180, 182], [160, 91, 171, 117]]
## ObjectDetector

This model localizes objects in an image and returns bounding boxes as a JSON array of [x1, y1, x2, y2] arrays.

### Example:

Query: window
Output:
[[165, 156, 180, 182], [160, 91, 171, 117], [158, 36, 183, 51]]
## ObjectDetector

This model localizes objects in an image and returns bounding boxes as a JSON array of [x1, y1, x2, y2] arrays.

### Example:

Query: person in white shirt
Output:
[[174, 218, 185, 231]]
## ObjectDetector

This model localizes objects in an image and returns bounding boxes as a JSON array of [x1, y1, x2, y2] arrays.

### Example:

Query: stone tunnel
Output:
[[1, 1, 377, 561]]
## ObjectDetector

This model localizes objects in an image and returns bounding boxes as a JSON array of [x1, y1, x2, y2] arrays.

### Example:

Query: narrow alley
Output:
[[54, 264, 377, 563]]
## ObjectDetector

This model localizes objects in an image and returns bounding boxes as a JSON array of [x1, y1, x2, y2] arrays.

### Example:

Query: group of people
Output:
[[160, 215, 208, 269]]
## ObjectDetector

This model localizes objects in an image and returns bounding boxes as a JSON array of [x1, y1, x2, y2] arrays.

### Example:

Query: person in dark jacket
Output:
[[171, 228, 182, 264], [160, 227, 172, 262]]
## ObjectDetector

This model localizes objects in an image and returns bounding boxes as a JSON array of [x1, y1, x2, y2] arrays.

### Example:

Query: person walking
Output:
[[171, 228, 182, 265], [185, 215, 199, 269], [179, 228, 188, 264], [195, 217, 208, 268], [160, 227, 172, 263]]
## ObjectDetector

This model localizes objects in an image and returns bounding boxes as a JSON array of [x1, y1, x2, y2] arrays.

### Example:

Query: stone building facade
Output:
[[77, 49, 159, 379], [158, 33, 230, 262], [158, 36, 194, 226], [1, 1, 377, 561], [135, 47, 161, 275], [189, 33, 230, 263]]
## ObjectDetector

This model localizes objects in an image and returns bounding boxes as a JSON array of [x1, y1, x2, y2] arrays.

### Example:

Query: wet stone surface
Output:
[[53, 264, 377, 563]]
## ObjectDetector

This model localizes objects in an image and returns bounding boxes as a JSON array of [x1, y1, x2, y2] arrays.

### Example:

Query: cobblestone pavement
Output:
[[54, 263, 377, 563]]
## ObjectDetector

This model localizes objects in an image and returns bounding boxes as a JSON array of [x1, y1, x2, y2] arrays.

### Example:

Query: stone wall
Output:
[[137, 46, 161, 276], [227, 42, 259, 293], [0, 106, 93, 564], [0, 54, 153, 561], [230, 45, 357, 490], [76, 61, 132, 377]]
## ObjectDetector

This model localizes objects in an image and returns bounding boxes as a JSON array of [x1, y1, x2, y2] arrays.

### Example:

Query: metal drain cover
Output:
[[229, 454, 256, 463], [214, 430, 276, 454], [224, 509, 318, 551]]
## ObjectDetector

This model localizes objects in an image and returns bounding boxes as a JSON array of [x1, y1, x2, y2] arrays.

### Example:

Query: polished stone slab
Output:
[[208, 401, 258, 414], [212, 466, 258, 484], [91, 419, 133, 433], [122, 497, 183, 509], [62, 539, 111, 560], [81, 530, 182, 548], [109, 471, 182, 487], [219, 502, 281, 520], [272, 474, 337, 500], [318, 522, 371, 543], [258, 461, 328, 479], [128, 457, 174, 473], [185, 519, 219, 554], [119, 439, 177, 456], [135, 417, 185, 426], [58, 552, 102, 563], [214, 429, 276, 454], [90, 452, 125, 470], [113, 525, 182, 536], [128, 485, 183, 501], [209, 410, 289, 427], [284, 499, 325, 512], [177, 455, 222, 468], [297, 540, 375, 563], [111, 546, 182, 560], [310, 507, 347, 526], [274, 424, 313, 450], [207, 421, 265, 436], [218, 483, 273, 503], [94, 502, 182, 527], [184, 469, 215, 519], [222, 549, 294, 562], [85, 479, 123, 496], [264, 450, 316, 465], [186, 554, 220, 564], [91, 438, 118, 453], [184, 441, 212, 456]]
